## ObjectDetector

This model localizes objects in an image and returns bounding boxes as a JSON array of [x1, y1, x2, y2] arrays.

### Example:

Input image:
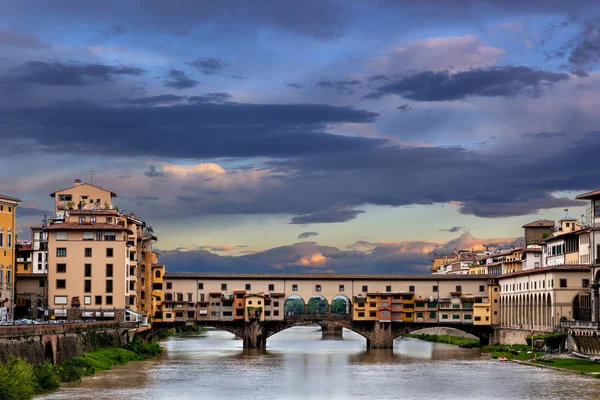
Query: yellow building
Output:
[[0, 194, 20, 321], [245, 294, 265, 321], [151, 263, 165, 322], [16, 242, 33, 274]]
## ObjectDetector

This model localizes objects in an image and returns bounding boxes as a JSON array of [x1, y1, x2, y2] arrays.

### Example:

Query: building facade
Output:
[[0, 194, 20, 321]]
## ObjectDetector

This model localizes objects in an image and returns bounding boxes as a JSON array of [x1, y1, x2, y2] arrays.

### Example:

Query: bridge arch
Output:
[[307, 295, 329, 314], [330, 295, 351, 314], [284, 295, 306, 315]]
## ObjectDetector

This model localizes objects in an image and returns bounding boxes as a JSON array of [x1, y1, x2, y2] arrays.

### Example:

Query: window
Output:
[[315, 284, 322, 292], [79, 217, 86, 224], [455, 285, 462, 292], [221, 283, 227, 290], [416, 312, 423, 318], [84, 296, 91, 305], [106, 264, 113, 277], [95, 295, 102, 305], [292, 284, 298, 291], [362, 285, 368, 292], [167, 282, 173, 289], [474, 316, 481, 322], [452, 314, 460, 320], [464, 314, 472, 320], [188, 293, 193, 302], [96, 231, 102, 241], [85, 264, 92, 277], [56, 248, 66, 257], [274, 310, 280, 316], [358, 312, 365, 317], [339, 284, 345, 292], [106, 280, 113, 293], [7, 233, 11, 247], [245, 284, 251, 291], [106, 295, 113, 305], [560, 279, 567, 288], [56, 279, 66, 289], [381, 311, 389, 317], [268, 284, 275, 291], [583, 279, 590, 288], [39, 280, 45, 288], [106, 248, 113, 257], [369, 311, 377, 317], [386, 285, 392, 292], [82, 231, 94, 241], [433, 285, 438, 292], [90, 216, 96, 223], [479, 285, 485, 292], [274, 301, 279, 307], [56, 231, 68, 241], [155, 270, 161, 278], [56, 263, 66, 273], [84, 280, 91, 292], [106, 217, 113, 223], [54, 296, 68, 305], [197, 283, 202, 290], [85, 248, 92, 257], [409, 285, 415, 292], [104, 232, 116, 241]]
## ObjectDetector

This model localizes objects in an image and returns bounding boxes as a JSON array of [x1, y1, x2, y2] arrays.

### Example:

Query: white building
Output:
[[31, 227, 48, 274]]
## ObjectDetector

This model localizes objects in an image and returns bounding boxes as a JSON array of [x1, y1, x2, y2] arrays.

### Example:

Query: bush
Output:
[[526, 333, 567, 350], [0, 356, 39, 400], [404, 333, 480, 347], [34, 362, 60, 391]]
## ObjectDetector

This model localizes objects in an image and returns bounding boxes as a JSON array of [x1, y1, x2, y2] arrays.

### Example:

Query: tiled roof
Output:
[[44, 222, 129, 231], [576, 189, 600, 200], [522, 220, 554, 228], [524, 248, 543, 252], [16, 244, 32, 251], [0, 194, 21, 203], [165, 272, 492, 280], [68, 210, 118, 215], [499, 264, 590, 279]]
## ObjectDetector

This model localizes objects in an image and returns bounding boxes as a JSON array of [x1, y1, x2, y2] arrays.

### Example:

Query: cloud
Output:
[[290, 209, 365, 224], [189, 92, 232, 103], [0, 101, 380, 159], [186, 58, 229, 75], [566, 19, 600, 72], [0, 61, 145, 87], [16, 206, 53, 217], [316, 79, 362, 94], [286, 83, 303, 89], [365, 66, 570, 101], [521, 132, 567, 139], [439, 226, 467, 233], [0, 30, 47, 49], [143, 165, 165, 178], [99, 24, 126, 36], [162, 69, 199, 89], [298, 232, 319, 239], [196, 244, 237, 252], [120, 94, 186, 106], [369, 35, 505, 73], [397, 103, 412, 112]]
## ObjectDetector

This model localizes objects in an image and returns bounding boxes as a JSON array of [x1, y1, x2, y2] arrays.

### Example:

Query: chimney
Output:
[[74, 179, 82, 186]]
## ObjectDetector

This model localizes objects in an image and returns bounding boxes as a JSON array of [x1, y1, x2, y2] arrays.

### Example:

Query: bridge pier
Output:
[[321, 324, 344, 339], [365, 322, 394, 349], [243, 320, 266, 349]]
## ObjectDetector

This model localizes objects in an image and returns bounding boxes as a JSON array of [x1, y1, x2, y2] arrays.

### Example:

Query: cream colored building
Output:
[[499, 265, 591, 331]]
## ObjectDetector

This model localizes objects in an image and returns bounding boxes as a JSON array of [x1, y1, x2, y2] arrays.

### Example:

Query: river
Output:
[[37, 326, 600, 400]]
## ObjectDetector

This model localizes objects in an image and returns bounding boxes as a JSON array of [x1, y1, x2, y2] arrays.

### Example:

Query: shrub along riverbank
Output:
[[152, 324, 207, 340], [404, 333, 481, 347], [0, 340, 162, 400]]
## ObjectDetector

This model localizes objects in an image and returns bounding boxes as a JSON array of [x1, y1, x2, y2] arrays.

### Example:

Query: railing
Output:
[[560, 320, 600, 329]]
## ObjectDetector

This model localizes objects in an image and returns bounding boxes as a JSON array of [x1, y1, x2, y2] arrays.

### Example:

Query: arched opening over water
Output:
[[307, 296, 328, 314], [331, 295, 351, 314], [284, 295, 305, 315]]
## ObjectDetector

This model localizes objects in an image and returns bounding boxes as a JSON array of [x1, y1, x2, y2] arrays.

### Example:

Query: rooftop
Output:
[[50, 182, 117, 198], [522, 220, 554, 228], [576, 189, 600, 200], [499, 264, 590, 279], [164, 272, 492, 281], [0, 194, 21, 204], [45, 222, 130, 232]]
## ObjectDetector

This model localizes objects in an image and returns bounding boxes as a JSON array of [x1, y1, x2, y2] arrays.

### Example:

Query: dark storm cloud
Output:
[[316, 79, 362, 94], [298, 232, 319, 239], [286, 83, 303, 89], [290, 209, 365, 224], [143, 165, 165, 178], [0, 61, 145, 86], [522, 132, 567, 139], [567, 19, 600, 71], [367, 75, 389, 82], [17, 206, 53, 217], [365, 67, 570, 101], [186, 58, 229, 75], [120, 94, 185, 105], [397, 104, 412, 112], [0, 101, 380, 158], [98, 24, 126, 36], [0, 30, 47, 48], [162, 69, 199, 89]]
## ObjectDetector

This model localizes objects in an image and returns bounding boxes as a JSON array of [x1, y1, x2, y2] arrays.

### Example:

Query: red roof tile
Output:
[[522, 220, 554, 228], [576, 189, 600, 200], [0, 194, 21, 203], [44, 222, 129, 231]]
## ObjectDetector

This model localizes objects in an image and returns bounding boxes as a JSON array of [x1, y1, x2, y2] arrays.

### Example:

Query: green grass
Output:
[[0, 340, 162, 400], [404, 333, 481, 347], [532, 357, 600, 373]]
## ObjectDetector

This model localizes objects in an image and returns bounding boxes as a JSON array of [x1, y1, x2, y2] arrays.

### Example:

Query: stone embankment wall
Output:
[[0, 322, 134, 365], [490, 327, 547, 345], [410, 327, 479, 340]]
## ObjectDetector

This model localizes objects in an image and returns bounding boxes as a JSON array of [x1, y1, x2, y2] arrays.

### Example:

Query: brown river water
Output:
[[37, 326, 600, 400]]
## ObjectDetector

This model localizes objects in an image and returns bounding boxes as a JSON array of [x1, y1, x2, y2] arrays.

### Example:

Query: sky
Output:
[[1, 0, 599, 274]]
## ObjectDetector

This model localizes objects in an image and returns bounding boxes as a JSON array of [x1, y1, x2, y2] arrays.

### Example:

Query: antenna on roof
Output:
[[90, 170, 95, 185]]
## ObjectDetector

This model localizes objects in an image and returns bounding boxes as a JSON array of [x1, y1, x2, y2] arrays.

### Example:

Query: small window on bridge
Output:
[[386, 285, 391, 292], [362, 285, 368, 292], [274, 310, 279, 316], [432, 285, 438, 292], [269, 284, 275, 291], [198, 283, 203, 290], [221, 283, 227, 290], [369, 311, 376, 317], [245, 284, 251, 290], [292, 284, 298, 291], [479, 285, 485, 292], [358, 312, 365, 317], [455, 285, 462, 292], [409, 285, 414, 292], [315, 285, 321, 292], [339, 285, 344, 292]]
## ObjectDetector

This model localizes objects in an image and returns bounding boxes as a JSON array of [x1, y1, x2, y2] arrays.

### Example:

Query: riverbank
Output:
[[0, 340, 162, 400], [152, 324, 207, 340], [404, 333, 480, 347]]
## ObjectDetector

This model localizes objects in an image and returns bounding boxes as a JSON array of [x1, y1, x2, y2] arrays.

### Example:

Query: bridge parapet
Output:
[[284, 313, 351, 323]]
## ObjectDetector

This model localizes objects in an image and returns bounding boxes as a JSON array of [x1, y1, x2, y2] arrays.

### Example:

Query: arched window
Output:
[[0, 270, 3, 283], [155, 270, 161, 279]]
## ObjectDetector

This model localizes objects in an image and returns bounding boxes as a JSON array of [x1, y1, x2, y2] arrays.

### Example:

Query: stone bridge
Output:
[[148, 314, 492, 349], [0, 321, 138, 364]]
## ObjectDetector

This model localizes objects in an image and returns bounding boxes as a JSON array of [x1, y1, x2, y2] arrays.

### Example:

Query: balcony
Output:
[[560, 320, 600, 330]]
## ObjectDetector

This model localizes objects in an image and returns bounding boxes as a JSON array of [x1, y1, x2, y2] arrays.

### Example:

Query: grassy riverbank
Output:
[[404, 333, 481, 347], [0, 340, 162, 400]]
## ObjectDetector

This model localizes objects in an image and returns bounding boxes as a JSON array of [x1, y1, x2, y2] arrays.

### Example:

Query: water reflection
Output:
[[38, 326, 600, 400]]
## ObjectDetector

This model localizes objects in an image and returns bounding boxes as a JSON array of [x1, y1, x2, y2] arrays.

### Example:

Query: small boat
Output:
[[498, 356, 508, 361]]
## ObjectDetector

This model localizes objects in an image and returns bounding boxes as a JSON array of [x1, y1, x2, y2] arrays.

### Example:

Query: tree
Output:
[[307, 297, 328, 314], [284, 298, 304, 314], [331, 298, 348, 314]]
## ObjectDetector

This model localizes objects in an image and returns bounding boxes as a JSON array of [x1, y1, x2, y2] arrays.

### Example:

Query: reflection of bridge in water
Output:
[[151, 313, 492, 349]]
